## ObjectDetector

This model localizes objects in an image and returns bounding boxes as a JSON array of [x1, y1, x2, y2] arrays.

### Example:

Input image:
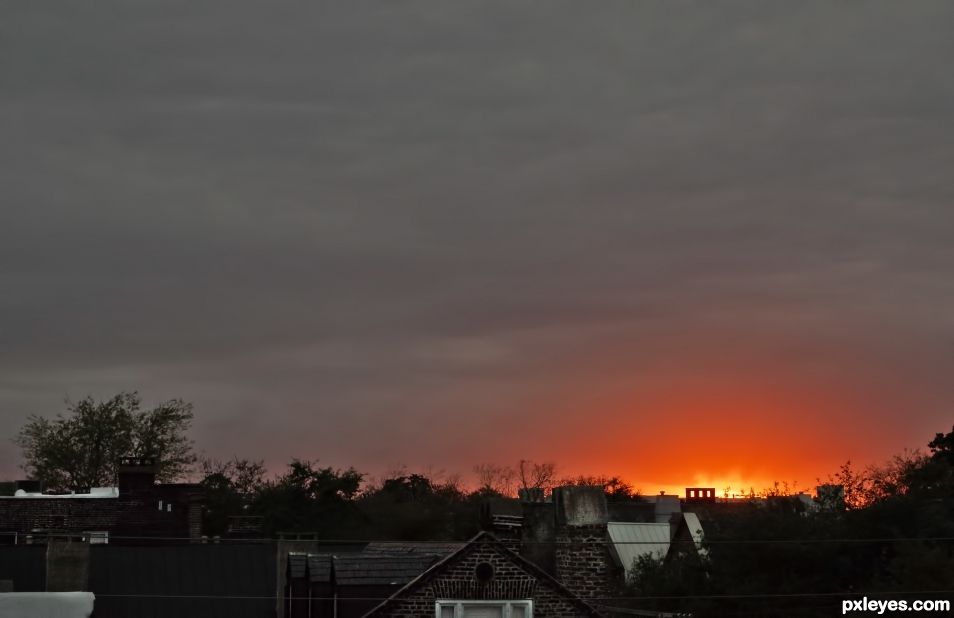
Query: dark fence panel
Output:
[[90, 543, 277, 618], [0, 545, 46, 591]]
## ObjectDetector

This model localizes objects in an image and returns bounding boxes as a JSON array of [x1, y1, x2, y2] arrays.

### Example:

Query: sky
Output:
[[2, 1, 953, 495]]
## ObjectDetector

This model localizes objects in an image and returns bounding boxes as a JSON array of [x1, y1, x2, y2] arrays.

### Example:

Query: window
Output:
[[436, 601, 532, 618], [83, 531, 109, 545]]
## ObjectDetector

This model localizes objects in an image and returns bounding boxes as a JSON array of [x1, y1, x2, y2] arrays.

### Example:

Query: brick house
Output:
[[0, 457, 203, 545], [363, 531, 605, 618]]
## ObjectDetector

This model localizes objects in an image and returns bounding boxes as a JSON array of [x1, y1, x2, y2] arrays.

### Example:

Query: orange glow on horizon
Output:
[[521, 370, 883, 501]]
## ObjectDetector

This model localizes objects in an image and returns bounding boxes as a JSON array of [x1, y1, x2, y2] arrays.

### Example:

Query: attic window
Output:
[[475, 562, 495, 583], [436, 600, 532, 618]]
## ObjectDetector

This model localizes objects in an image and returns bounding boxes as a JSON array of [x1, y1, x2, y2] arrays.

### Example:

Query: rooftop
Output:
[[3, 487, 119, 499]]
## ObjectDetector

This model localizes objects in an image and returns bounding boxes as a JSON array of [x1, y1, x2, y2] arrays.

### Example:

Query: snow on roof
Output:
[[5, 487, 118, 499], [607, 522, 671, 579], [0, 592, 94, 618]]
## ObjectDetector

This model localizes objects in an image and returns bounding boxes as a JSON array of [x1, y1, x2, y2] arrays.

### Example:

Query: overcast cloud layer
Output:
[[2, 1, 953, 489]]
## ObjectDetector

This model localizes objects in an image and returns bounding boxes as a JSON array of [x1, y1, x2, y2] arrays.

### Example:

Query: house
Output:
[[0, 457, 203, 546], [363, 531, 605, 618]]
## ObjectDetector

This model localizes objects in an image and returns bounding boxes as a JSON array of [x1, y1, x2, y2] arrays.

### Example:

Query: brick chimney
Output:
[[117, 456, 158, 493], [519, 491, 556, 574], [551, 486, 612, 600]]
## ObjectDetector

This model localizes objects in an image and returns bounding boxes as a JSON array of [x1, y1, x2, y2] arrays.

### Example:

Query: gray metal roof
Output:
[[682, 513, 704, 545], [607, 522, 671, 578], [333, 553, 437, 586]]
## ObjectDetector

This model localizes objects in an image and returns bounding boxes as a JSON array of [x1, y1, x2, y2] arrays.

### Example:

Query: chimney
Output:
[[551, 486, 612, 600], [517, 487, 545, 502], [654, 494, 681, 523], [117, 456, 158, 493], [519, 490, 556, 574]]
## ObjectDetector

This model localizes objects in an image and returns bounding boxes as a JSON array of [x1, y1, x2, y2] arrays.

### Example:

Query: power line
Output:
[[4, 532, 954, 545], [82, 590, 954, 601]]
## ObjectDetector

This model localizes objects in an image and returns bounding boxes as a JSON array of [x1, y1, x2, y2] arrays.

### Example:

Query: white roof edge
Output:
[[4, 487, 119, 499]]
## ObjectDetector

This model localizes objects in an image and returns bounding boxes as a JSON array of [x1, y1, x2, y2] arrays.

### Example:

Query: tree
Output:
[[517, 459, 557, 495], [927, 426, 954, 465], [251, 459, 364, 536], [199, 457, 268, 536], [14, 392, 195, 491], [560, 474, 642, 501], [473, 463, 516, 496], [357, 471, 478, 540]]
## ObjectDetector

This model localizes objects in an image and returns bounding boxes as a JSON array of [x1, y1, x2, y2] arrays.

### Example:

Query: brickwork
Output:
[[0, 485, 202, 543], [554, 525, 612, 601], [368, 536, 601, 618]]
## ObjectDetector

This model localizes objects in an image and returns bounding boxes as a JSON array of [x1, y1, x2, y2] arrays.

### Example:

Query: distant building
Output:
[[0, 457, 203, 545]]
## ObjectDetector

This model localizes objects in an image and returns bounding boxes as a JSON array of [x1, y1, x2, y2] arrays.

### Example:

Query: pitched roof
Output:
[[682, 513, 704, 546], [363, 541, 464, 557], [362, 531, 604, 618], [607, 522, 671, 578], [334, 553, 438, 586], [288, 552, 308, 579], [307, 553, 333, 583]]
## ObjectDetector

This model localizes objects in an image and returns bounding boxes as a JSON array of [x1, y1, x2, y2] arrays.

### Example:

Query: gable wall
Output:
[[371, 542, 592, 618]]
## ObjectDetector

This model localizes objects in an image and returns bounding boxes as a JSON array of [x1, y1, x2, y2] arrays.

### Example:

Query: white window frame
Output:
[[436, 600, 533, 618], [83, 531, 109, 545]]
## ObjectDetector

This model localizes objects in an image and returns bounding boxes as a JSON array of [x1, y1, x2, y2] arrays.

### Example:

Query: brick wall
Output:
[[370, 538, 598, 618], [0, 485, 202, 543], [553, 525, 613, 601]]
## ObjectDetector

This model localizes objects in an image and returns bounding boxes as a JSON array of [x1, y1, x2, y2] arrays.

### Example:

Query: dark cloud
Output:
[[2, 1, 953, 486]]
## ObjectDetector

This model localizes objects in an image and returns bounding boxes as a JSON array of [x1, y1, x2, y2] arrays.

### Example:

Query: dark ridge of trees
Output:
[[199, 458, 606, 539]]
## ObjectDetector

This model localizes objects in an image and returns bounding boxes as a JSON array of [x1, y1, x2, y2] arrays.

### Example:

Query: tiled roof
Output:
[[288, 552, 308, 579], [333, 553, 438, 586], [363, 541, 464, 557], [307, 553, 333, 583]]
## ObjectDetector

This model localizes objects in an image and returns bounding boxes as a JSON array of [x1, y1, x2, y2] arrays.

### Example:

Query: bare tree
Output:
[[517, 459, 557, 494], [473, 463, 516, 496]]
